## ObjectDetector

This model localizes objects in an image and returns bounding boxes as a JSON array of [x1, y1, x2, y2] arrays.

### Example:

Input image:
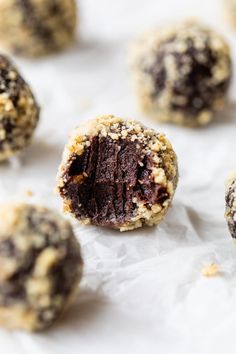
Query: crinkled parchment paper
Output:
[[0, 0, 236, 353]]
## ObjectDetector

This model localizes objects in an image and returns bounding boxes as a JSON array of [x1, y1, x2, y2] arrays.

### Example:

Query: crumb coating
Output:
[[0, 55, 39, 160], [0, 202, 83, 331], [130, 21, 231, 126], [0, 0, 77, 57]]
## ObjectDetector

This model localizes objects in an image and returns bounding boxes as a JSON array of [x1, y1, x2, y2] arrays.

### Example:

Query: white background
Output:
[[1, 0, 236, 353]]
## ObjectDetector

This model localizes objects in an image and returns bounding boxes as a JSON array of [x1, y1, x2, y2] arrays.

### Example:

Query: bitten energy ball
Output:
[[0, 203, 83, 331], [130, 21, 232, 126], [0, 55, 39, 161], [0, 0, 77, 57], [225, 173, 236, 239], [57, 115, 178, 232]]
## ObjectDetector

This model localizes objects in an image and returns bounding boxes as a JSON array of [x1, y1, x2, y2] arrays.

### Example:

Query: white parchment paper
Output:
[[1, 0, 236, 353]]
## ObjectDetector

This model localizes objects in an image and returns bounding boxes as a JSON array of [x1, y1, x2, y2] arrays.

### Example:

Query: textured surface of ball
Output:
[[0, 55, 39, 161], [0, 0, 77, 57], [57, 115, 178, 231], [130, 21, 232, 126], [0, 203, 83, 331], [225, 173, 236, 239]]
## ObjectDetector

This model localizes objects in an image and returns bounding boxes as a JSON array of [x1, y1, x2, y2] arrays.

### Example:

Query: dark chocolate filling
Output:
[[146, 37, 231, 117], [60, 136, 169, 227]]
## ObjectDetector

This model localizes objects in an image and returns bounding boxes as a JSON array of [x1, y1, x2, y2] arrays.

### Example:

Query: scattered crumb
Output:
[[202, 263, 220, 277], [24, 190, 34, 197]]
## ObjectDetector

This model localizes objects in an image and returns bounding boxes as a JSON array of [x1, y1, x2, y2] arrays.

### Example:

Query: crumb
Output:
[[202, 263, 219, 277], [24, 190, 34, 197]]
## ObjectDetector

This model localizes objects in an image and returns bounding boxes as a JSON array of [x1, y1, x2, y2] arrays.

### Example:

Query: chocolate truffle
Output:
[[57, 115, 178, 232], [225, 173, 236, 239], [0, 0, 77, 57], [0, 202, 83, 331], [130, 21, 232, 126], [0, 55, 39, 161]]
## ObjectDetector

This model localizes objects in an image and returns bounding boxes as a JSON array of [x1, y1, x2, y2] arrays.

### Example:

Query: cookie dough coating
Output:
[[0, 0, 77, 57], [0, 55, 39, 161], [0, 203, 83, 331], [57, 115, 178, 232], [225, 173, 236, 239], [130, 21, 232, 126]]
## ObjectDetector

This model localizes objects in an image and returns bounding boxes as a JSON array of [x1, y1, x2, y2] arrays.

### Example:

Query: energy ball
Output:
[[130, 21, 232, 127], [225, 173, 236, 239], [0, 203, 83, 331], [57, 115, 178, 232], [0, 0, 77, 57], [0, 55, 39, 161]]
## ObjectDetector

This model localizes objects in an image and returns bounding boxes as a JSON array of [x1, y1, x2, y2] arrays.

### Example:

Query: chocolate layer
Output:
[[61, 136, 169, 227]]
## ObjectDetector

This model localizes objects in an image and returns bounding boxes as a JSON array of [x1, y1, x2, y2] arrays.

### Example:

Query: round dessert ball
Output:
[[0, 54, 39, 161], [0, 0, 77, 57], [0, 202, 83, 331], [225, 173, 236, 239], [57, 115, 178, 232], [130, 21, 232, 127]]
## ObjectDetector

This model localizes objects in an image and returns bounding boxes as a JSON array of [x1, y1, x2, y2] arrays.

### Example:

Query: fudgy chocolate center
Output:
[[61, 136, 169, 227]]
